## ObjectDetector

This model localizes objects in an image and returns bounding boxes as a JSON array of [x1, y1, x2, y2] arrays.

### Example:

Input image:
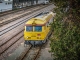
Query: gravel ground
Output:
[[4, 42, 26, 60], [5, 40, 53, 60], [37, 40, 53, 60]]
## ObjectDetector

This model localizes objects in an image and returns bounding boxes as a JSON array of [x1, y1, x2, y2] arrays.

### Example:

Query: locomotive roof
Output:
[[34, 12, 49, 20], [25, 12, 53, 26]]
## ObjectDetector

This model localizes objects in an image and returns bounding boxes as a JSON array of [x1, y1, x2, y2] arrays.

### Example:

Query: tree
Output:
[[50, 0, 80, 60]]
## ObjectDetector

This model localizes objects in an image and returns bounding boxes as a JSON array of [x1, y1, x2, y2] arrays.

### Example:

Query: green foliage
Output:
[[50, 0, 80, 60], [51, 20, 80, 60]]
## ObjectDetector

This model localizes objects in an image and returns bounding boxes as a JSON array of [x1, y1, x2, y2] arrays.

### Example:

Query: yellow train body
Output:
[[24, 12, 54, 45]]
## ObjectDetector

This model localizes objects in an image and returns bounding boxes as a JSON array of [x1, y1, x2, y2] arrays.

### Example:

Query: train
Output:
[[13, 0, 49, 9], [24, 11, 54, 46]]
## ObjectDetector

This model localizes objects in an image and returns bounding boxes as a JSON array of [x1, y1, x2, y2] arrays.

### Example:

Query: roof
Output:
[[25, 12, 53, 26], [34, 12, 49, 20], [26, 18, 44, 24]]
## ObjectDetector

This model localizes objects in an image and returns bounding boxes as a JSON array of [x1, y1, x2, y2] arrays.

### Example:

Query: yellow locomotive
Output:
[[24, 12, 54, 46]]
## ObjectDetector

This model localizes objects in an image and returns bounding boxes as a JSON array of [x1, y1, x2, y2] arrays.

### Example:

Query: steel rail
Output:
[[0, 4, 53, 36], [0, 11, 44, 57], [0, 5, 48, 27], [15, 42, 48, 60], [0, 4, 44, 17], [16, 45, 32, 60], [32, 47, 42, 60], [0, 30, 23, 55]]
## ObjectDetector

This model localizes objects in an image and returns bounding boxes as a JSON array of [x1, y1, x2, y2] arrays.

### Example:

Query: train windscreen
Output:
[[26, 26, 33, 31], [34, 26, 42, 32]]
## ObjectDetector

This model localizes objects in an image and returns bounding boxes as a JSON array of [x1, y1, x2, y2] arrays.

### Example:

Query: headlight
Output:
[[26, 36, 29, 38]]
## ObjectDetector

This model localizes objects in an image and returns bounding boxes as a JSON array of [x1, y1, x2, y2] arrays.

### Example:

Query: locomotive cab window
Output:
[[34, 26, 42, 32], [26, 26, 33, 31]]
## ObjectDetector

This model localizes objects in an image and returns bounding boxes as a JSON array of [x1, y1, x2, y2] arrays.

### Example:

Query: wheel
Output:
[[42, 40, 47, 44], [24, 43, 26, 47], [33, 42, 35, 47]]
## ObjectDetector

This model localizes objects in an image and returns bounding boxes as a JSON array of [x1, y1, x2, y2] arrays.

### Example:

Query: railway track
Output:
[[32, 46, 42, 60], [0, 4, 46, 22], [0, 30, 23, 54], [16, 40, 48, 60], [16, 45, 42, 60], [0, 5, 49, 27], [0, 4, 54, 60], [0, 4, 44, 17], [15, 45, 32, 60], [0, 35, 24, 60], [0, 10, 42, 36], [0, 12, 39, 60], [0, 12, 41, 57], [0, 4, 50, 23], [0, 4, 54, 36]]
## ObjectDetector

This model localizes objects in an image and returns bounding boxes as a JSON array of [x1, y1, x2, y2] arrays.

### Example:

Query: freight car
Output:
[[24, 11, 54, 46], [13, 0, 49, 9]]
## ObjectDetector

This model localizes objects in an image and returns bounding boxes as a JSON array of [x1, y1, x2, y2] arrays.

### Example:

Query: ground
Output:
[[5, 40, 53, 60], [38, 41, 53, 60]]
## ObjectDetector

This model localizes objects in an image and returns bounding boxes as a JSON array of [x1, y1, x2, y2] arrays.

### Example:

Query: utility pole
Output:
[[36, 0, 38, 4]]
